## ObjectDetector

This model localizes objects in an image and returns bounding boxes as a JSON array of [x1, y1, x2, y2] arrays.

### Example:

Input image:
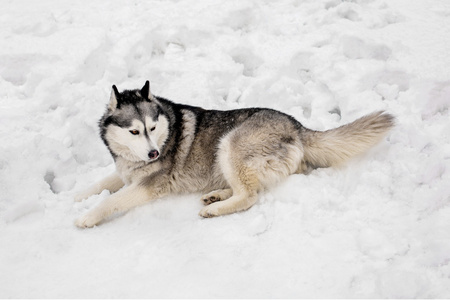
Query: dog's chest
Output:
[[115, 158, 162, 185]]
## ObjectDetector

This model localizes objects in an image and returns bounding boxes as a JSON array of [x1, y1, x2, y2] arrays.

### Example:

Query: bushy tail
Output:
[[301, 111, 395, 169]]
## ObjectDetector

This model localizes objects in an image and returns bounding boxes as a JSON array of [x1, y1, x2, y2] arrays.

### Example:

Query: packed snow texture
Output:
[[1, 0, 450, 298]]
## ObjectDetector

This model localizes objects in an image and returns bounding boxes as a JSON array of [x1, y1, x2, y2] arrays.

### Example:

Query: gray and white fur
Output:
[[75, 81, 394, 228]]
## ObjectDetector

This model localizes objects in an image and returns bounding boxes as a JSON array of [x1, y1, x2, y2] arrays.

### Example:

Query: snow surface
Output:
[[1, 0, 450, 298]]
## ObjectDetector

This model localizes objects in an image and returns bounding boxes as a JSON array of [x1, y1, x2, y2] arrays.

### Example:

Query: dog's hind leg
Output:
[[199, 166, 259, 218], [198, 133, 265, 218], [199, 115, 303, 218], [201, 189, 233, 205]]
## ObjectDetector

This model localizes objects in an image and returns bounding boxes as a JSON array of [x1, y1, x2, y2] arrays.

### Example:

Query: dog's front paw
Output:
[[199, 203, 220, 218], [75, 212, 101, 228], [74, 191, 92, 202]]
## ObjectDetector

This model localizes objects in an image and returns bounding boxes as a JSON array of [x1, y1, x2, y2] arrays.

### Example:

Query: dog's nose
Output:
[[148, 150, 159, 160]]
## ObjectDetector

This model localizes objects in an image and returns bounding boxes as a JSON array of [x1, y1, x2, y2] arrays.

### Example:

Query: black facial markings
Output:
[[99, 84, 171, 162]]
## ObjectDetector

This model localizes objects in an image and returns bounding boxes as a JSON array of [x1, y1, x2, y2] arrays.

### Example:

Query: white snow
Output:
[[1, 0, 450, 297]]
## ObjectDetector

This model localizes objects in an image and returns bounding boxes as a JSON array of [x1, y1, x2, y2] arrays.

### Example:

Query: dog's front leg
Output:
[[75, 184, 164, 228], [74, 172, 124, 202]]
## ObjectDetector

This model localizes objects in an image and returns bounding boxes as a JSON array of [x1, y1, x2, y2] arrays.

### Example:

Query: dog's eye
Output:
[[129, 130, 140, 135], [150, 126, 156, 132]]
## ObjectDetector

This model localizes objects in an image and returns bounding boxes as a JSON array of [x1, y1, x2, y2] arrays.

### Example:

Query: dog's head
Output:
[[100, 81, 169, 163]]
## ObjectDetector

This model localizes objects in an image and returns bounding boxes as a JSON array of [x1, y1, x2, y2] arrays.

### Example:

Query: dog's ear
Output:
[[108, 85, 120, 111], [140, 80, 151, 100]]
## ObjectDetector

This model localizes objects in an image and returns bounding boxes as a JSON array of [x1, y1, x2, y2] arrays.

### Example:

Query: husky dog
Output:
[[75, 81, 394, 228]]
